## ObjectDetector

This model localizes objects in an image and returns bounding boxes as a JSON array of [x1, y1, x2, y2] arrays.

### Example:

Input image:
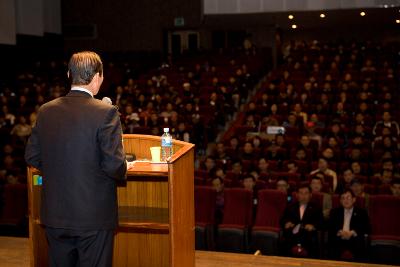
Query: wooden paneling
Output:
[[169, 146, 195, 267], [28, 134, 195, 267], [113, 231, 170, 267], [117, 180, 169, 208]]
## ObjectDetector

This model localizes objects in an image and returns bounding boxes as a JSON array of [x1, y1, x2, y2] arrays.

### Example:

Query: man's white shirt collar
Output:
[[71, 87, 93, 97]]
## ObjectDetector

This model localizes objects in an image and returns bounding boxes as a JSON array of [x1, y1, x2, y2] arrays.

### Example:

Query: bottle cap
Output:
[[164, 128, 169, 133]]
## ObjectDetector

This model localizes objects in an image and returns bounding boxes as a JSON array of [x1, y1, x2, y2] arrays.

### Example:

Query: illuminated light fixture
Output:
[[396, 19, 400, 24], [360, 11, 366, 16], [320, 13, 326, 18], [288, 14, 294, 20], [291, 24, 297, 29]]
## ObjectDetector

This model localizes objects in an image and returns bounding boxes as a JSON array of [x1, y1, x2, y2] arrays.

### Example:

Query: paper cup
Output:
[[150, 146, 161, 162]]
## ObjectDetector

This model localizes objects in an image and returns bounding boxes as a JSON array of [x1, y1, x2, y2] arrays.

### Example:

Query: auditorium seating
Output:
[[250, 189, 287, 255], [195, 40, 400, 264], [195, 186, 217, 250], [368, 195, 400, 265], [216, 188, 253, 253]]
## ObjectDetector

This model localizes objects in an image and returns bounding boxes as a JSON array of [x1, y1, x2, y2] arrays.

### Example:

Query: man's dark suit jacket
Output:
[[280, 201, 323, 231], [25, 90, 127, 230], [328, 206, 370, 239]]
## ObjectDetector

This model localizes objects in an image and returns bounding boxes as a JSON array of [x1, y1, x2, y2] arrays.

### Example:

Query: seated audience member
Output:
[[281, 184, 323, 258], [276, 178, 293, 203], [321, 147, 337, 162], [243, 173, 257, 197], [276, 178, 290, 194], [202, 156, 216, 173], [335, 169, 355, 195], [242, 173, 259, 218], [374, 170, 394, 186], [350, 161, 367, 177], [211, 177, 225, 224], [372, 111, 400, 136], [213, 142, 231, 166], [310, 158, 338, 193], [328, 190, 370, 261], [373, 159, 399, 184], [294, 148, 309, 161], [240, 141, 257, 161], [391, 178, 400, 197], [286, 160, 300, 175], [350, 179, 370, 209], [265, 141, 286, 161], [310, 176, 332, 220], [257, 157, 273, 179]]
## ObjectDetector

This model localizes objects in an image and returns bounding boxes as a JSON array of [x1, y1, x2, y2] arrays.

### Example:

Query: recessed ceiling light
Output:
[[320, 13, 326, 18], [291, 24, 297, 29], [360, 11, 366, 16], [396, 19, 400, 24], [288, 14, 294, 20]]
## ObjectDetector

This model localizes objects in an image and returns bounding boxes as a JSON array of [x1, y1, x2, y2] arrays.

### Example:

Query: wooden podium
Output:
[[27, 134, 195, 267]]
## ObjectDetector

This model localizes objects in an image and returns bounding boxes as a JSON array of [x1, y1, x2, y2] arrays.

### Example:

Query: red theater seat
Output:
[[251, 189, 287, 255], [216, 188, 253, 253], [195, 186, 217, 250]]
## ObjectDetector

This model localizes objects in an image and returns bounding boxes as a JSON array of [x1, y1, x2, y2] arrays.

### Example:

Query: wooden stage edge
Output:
[[0, 237, 395, 267], [195, 250, 396, 267]]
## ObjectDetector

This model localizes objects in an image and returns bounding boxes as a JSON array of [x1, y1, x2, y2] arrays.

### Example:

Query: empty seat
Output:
[[194, 186, 217, 250], [216, 188, 253, 253], [369, 195, 400, 265], [251, 189, 287, 255]]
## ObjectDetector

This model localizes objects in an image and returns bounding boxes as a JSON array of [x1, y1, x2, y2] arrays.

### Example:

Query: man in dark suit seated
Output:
[[328, 189, 370, 261], [25, 51, 128, 267], [280, 183, 323, 258]]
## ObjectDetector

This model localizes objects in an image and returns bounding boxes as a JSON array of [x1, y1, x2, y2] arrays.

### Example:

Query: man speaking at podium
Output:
[[25, 51, 127, 267]]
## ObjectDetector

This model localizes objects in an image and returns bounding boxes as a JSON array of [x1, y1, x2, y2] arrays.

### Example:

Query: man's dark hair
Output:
[[350, 178, 363, 186], [311, 175, 323, 183], [68, 51, 103, 85], [297, 182, 311, 192], [242, 173, 256, 182], [341, 189, 356, 198]]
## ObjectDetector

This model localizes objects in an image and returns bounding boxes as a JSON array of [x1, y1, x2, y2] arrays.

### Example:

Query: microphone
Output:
[[102, 97, 113, 105]]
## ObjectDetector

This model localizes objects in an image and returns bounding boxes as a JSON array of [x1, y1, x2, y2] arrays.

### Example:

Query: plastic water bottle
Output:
[[161, 128, 173, 161]]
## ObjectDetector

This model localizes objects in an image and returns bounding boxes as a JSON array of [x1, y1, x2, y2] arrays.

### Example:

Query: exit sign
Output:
[[174, 17, 185, 27]]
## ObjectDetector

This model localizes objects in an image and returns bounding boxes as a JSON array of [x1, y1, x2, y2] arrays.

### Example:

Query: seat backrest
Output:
[[194, 186, 217, 224], [369, 195, 400, 237], [222, 188, 253, 226], [310, 191, 324, 210], [254, 189, 287, 228], [0, 184, 27, 223]]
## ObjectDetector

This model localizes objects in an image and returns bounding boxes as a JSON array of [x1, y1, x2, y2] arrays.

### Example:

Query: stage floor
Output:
[[195, 250, 394, 267], [0, 237, 395, 267]]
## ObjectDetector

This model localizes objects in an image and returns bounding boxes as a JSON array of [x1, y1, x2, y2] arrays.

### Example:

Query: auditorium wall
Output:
[[61, 1, 399, 53], [61, 0, 202, 52]]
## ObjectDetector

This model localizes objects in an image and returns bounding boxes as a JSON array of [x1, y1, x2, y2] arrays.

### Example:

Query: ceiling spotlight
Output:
[[360, 11, 366, 16], [288, 14, 294, 20], [396, 19, 400, 24], [320, 13, 326, 18], [291, 24, 297, 29]]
